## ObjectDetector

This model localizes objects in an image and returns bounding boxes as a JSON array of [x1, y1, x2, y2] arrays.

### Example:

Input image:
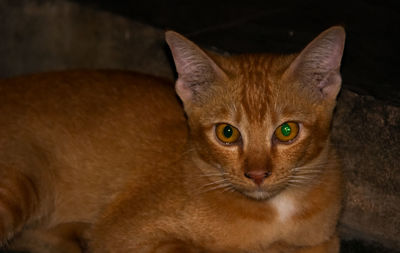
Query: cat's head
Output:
[[166, 27, 345, 200]]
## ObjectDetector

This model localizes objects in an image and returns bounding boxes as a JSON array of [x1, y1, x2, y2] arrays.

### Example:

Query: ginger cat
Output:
[[0, 26, 345, 253], [89, 27, 345, 252]]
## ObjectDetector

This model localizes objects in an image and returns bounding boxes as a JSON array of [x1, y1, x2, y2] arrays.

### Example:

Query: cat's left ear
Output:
[[283, 26, 346, 101], [165, 31, 228, 108]]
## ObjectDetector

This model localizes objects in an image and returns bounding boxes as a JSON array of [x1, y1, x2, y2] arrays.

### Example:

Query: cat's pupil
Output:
[[223, 125, 233, 138], [281, 123, 292, 137]]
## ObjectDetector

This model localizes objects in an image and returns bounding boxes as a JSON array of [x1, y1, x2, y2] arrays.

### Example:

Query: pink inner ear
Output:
[[284, 27, 345, 100], [166, 31, 228, 107], [318, 70, 342, 99], [176, 79, 193, 103]]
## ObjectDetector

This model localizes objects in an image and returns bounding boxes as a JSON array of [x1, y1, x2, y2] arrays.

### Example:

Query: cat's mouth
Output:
[[241, 187, 284, 200], [231, 183, 287, 201]]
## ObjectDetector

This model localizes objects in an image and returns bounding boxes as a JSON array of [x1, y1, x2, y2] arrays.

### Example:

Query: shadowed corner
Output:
[[341, 239, 400, 253]]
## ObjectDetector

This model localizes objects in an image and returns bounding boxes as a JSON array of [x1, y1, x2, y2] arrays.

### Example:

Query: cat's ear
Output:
[[283, 26, 346, 100], [165, 31, 227, 106]]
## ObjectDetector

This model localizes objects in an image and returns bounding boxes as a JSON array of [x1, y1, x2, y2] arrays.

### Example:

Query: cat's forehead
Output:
[[220, 54, 304, 123], [222, 54, 295, 96]]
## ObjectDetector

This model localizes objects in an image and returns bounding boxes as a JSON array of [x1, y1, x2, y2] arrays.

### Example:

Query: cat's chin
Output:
[[241, 188, 283, 201]]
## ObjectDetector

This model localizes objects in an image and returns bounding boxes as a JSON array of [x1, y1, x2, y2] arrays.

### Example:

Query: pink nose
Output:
[[244, 170, 271, 185]]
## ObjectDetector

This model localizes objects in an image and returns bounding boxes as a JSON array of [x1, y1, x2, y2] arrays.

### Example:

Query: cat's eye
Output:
[[215, 123, 241, 145], [274, 122, 299, 142]]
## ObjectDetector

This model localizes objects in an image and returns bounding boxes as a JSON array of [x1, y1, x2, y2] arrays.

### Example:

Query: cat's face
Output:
[[187, 55, 335, 199], [166, 27, 345, 200]]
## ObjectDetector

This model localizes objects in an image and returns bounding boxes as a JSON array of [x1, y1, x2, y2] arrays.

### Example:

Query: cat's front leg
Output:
[[90, 230, 206, 253], [0, 168, 42, 245], [91, 240, 205, 253], [293, 235, 339, 253], [9, 222, 90, 253], [146, 239, 206, 253]]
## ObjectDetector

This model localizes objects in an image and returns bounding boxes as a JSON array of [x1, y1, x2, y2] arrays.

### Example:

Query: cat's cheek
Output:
[[299, 120, 331, 164], [190, 126, 239, 171], [270, 134, 313, 177]]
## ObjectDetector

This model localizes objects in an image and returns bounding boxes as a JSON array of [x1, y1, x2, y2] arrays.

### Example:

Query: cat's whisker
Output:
[[200, 179, 228, 189], [221, 185, 235, 193], [294, 173, 322, 177], [291, 163, 337, 175], [290, 175, 315, 180], [287, 180, 307, 185], [292, 169, 321, 174], [292, 163, 332, 170], [289, 177, 313, 182], [287, 182, 308, 189], [228, 187, 236, 193], [199, 172, 229, 178], [293, 170, 323, 175], [198, 183, 233, 195]]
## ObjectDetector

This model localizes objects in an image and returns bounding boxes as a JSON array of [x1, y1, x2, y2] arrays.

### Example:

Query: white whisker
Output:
[[290, 175, 315, 179], [199, 172, 228, 178], [197, 183, 232, 195], [288, 179, 308, 184], [221, 185, 236, 193], [200, 179, 227, 189]]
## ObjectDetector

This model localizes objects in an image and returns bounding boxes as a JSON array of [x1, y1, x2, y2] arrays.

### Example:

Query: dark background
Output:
[[73, 0, 400, 105]]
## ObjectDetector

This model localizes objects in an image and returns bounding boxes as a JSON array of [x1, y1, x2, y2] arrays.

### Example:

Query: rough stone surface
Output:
[[0, 0, 399, 252], [0, 0, 173, 79], [333, 90, 400, 248]]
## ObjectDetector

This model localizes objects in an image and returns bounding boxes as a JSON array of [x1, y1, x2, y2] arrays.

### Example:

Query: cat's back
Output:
[[0, 70, 181, 124], [0, 70, 185, 147], [0, 70, 187, 225], [0, 70, 186, 159]]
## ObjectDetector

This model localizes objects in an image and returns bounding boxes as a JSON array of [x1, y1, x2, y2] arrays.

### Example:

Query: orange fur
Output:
[[0, 71, 187, 251], [90, 27, 345, 252], [0, 27, 345, 253]]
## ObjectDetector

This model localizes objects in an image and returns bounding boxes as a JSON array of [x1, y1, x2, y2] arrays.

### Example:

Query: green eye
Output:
[[275, 122, 299, 142], [215, 123, 240, 144], [281, 123, 292, 136]]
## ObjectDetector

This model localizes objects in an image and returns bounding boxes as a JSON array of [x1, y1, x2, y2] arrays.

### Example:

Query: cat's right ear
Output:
[[165, 31, 227, 107], [283, 26, 346, 101]]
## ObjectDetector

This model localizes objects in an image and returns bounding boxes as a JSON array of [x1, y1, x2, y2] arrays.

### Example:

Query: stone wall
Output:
[[0, 0, 173, 79], [333, 90, 400, 248]]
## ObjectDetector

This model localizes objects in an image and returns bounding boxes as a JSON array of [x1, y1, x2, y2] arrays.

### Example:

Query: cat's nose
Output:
[[244, 170, 271, 186]]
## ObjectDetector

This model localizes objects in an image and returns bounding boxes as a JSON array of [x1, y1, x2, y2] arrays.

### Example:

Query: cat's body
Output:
[[0, 71, 187, 251], [0, 27, 345, 252]]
